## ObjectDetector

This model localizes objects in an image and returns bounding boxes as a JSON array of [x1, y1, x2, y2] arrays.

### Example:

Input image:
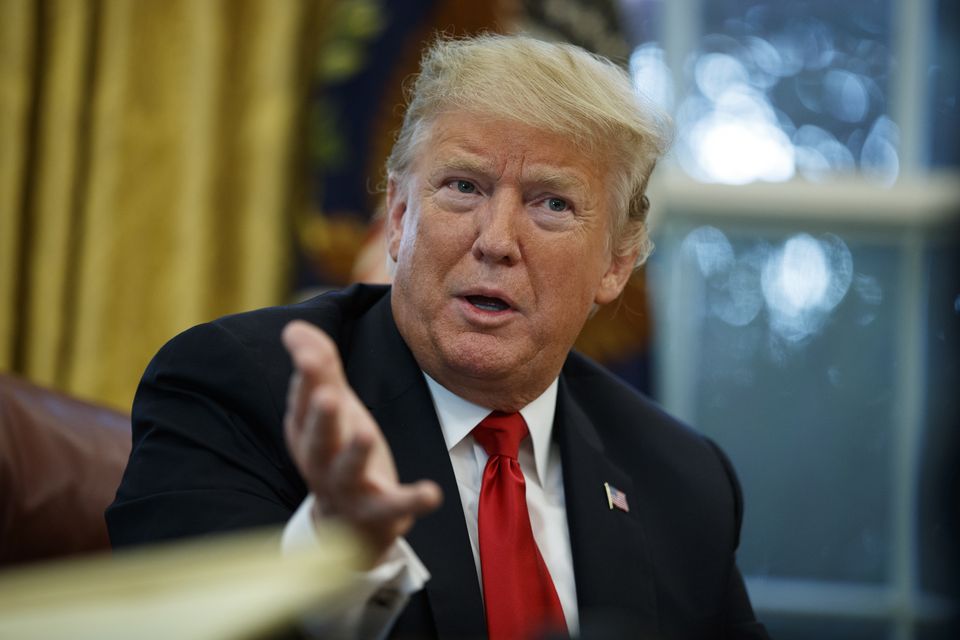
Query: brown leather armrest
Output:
[[0, 374, 131, 566]]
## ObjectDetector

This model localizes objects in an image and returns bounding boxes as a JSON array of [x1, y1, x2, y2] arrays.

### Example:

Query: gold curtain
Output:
[[0, 0, 327, 410]]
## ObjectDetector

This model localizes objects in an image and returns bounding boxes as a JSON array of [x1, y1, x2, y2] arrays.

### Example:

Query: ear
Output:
[[385, 175, 408, 262], [594, 249, 639, 306]]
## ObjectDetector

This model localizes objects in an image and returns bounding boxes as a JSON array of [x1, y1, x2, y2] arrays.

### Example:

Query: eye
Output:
[[546, 197, 569, 212], [454, 179, 477, 194]]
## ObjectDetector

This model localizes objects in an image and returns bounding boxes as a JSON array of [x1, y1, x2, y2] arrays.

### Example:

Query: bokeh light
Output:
[[681, 226, 857, 345], [634, 0, 899, 185], [761, 233, 854, 342], [630, 43, 674, 111]]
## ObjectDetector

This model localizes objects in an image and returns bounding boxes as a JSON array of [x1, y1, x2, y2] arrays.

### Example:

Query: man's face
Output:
[[387, 111, 637, 409]]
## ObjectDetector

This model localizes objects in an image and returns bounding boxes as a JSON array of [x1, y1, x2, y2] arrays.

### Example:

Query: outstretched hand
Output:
[[281, 321, 443, 561]]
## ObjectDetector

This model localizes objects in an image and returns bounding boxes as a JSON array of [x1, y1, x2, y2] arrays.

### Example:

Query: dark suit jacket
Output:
[[107, 284, 769, 639]]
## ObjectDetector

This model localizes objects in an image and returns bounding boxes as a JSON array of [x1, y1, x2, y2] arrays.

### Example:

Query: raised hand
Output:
[[281, 321, 443, 561]]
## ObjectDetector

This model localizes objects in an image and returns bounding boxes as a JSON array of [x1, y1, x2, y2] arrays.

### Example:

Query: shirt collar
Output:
[[423, 373, 559, 487]]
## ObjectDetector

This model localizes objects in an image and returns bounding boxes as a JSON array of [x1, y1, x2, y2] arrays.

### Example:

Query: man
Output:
[[108, 35, 769, 639]]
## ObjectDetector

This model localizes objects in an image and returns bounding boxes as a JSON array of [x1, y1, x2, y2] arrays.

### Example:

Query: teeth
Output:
[[467, 295, 509, 311]]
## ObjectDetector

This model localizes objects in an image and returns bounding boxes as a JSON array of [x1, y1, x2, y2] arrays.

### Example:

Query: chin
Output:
[[438, 335, 523, 381]]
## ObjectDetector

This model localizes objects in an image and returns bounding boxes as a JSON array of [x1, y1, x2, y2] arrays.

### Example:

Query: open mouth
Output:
[[465, 295, 511, 312]]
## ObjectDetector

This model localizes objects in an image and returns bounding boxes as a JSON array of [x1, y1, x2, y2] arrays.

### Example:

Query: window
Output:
[[620, 0, 960, 636]]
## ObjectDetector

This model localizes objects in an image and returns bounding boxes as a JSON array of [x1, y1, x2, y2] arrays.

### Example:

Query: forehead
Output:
[[411, 110, 611, 193]]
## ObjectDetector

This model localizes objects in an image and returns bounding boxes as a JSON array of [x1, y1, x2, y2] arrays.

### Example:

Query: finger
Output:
[[284, 370, 307, 438], [284, 368, 328, 442], [284, 358, 324, 441], [298, 386, 345, 475], [282, 321, 348, 387], [364, 480, 444, 523], [282, 321, 348, 434], [283, 325, 325, 431], [330, 431, 375, 490], [402, 479, 444, 515]]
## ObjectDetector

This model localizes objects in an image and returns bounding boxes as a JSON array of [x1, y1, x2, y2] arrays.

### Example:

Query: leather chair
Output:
[[0, 373, 130, 566]]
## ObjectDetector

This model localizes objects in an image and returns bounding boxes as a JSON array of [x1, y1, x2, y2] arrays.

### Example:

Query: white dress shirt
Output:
[[282, 373, 579, 638]]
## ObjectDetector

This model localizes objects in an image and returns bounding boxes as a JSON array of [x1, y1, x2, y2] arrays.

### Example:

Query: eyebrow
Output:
[[428, 155, 591, 195], [430, 155, 497, 178], [525, 169, 590, 195]]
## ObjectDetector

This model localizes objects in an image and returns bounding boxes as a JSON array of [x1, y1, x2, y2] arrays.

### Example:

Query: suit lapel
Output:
[[555, 375, 660, 635], [345, 293, 486, 639]]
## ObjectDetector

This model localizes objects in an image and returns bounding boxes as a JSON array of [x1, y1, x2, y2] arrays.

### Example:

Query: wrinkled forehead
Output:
[[403, 110, 615, 194]]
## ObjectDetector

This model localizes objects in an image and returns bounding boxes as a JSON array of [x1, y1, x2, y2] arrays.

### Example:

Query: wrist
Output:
[[310, 500, 395, 567]]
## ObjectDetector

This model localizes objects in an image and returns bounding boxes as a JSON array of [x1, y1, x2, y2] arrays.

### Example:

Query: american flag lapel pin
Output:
[[604, 482, 629, 512]]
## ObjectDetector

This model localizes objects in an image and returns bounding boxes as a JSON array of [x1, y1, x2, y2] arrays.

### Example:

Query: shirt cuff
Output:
[[281, 494, 431, 639]]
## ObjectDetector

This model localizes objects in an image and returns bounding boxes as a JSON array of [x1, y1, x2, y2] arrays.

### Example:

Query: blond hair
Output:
[[386, 34, 672, 266]]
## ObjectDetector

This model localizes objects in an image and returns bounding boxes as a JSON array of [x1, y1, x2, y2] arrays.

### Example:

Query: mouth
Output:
[[465, 295, 512, 312]]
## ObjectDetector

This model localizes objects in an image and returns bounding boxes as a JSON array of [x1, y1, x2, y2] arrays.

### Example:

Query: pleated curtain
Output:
[[0, 0, 328, 409]]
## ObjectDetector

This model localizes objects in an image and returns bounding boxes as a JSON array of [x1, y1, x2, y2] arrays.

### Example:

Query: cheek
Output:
[[536, 237, 607, 283], [422, 211, 476, 255], [395, 212, 463, 283], [396, 227, 416, 263], [394, 209, 428, 265]]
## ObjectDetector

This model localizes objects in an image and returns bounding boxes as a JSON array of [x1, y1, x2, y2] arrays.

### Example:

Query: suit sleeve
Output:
[[705, 438, 772, 640], [106, 321, 306, 547]]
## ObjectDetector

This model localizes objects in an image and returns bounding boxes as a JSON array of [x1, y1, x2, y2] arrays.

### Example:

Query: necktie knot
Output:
[[472, 411, 528, 459]]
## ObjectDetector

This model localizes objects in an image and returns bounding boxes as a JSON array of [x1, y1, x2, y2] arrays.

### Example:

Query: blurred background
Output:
[[1, 0, 957, 638]]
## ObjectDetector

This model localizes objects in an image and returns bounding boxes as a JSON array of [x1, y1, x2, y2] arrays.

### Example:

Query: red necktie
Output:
[[473, 411, 567, 640]]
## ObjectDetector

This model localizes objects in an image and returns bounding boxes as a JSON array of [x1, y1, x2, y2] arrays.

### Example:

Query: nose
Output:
[[471, 191, 522, 265]]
